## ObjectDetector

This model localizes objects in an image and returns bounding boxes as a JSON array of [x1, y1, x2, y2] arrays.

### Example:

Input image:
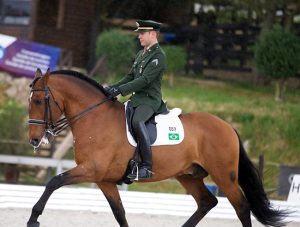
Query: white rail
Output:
[[0, 184, 299, 223], [0, 154, 75, 174]]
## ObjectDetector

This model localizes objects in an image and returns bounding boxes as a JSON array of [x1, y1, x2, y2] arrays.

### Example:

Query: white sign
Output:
[[288, 174, 300, 203]]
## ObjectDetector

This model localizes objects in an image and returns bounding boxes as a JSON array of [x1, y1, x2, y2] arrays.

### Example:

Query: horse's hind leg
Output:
[[176, 174, 218, 227], [212, 174, 251, 227], [27, 165, 89, 227], [97, 182, 128, 227]]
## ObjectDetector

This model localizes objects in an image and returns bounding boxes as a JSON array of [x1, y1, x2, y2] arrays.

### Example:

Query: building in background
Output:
[[0, 0, 99, 68]]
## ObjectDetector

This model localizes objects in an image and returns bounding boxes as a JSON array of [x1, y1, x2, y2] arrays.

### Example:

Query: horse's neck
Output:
[[53, 77, 124, 133], [51, 76, 108, 118]]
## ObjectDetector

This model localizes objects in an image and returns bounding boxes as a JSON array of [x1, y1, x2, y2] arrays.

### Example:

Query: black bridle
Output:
[[28, 83, 110, 137]]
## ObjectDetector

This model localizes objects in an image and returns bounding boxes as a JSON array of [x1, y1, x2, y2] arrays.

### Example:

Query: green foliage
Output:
[[96, 29, 135, 74], [0, 100, 28, 155], [254, 25, 300, 80], [163, 45, 186, 74]]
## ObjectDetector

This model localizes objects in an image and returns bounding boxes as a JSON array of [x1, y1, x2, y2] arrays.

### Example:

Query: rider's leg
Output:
[[135, 121, 152, 168], [128, 104, 154, 179]]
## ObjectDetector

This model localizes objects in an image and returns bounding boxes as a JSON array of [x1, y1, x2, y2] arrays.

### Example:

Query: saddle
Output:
[[125, 101, 184, 146], [118, 101, 184, 184]]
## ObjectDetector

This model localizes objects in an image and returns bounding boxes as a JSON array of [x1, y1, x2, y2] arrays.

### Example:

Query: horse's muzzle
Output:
[[29, 138, 40, 147]]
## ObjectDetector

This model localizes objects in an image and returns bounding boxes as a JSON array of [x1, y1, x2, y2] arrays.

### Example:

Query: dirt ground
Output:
[[2, 208, 299, 227]]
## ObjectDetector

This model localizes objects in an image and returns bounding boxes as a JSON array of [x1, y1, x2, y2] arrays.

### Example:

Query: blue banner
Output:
[[0, 34, 61, 78]]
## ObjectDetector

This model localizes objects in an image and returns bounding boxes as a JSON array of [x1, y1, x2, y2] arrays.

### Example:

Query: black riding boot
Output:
[[128, 122, 152, 180]]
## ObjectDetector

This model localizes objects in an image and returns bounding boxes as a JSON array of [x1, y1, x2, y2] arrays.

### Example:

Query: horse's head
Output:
[[28, 68, 64, 151]]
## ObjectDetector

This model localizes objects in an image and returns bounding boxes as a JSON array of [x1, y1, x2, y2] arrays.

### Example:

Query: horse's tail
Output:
[[236, 132, 289, 227]]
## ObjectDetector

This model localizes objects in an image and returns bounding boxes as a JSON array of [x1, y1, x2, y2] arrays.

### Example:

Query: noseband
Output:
[[28, 85, 64, 136], [28, 80, 110, 139]]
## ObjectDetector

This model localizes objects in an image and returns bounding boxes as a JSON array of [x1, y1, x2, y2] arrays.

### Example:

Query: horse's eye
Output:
[[33, 99, 42, 105]]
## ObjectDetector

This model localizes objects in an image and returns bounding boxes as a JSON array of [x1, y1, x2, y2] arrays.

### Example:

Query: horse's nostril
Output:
[[30, 138, 39, 147]]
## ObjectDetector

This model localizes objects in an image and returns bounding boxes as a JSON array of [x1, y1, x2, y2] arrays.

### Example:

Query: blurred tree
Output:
[[254, 25, 300, 101], [98, 0, 194, 26], [195, 0, 299, 31], [163, 45, 187, 86], [233, 0, 300, 31], [96, 29, 135, 76]]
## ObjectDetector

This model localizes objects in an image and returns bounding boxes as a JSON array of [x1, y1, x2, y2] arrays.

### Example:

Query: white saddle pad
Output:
[[124, 102, 184, 147]]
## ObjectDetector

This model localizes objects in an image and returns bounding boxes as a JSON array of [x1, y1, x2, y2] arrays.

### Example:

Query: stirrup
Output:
[[127, 162, 139, 181], [127, 166, 153, 181]]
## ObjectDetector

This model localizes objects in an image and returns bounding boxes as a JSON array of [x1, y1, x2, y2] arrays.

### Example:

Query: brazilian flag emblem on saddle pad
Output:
[[168, 133, 180, 141]]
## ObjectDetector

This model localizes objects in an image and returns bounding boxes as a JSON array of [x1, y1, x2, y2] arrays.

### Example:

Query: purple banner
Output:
[[0, 34, 61, 78]]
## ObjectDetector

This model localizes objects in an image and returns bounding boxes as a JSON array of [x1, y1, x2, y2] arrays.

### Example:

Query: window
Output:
[[0, 0, 32, 25]]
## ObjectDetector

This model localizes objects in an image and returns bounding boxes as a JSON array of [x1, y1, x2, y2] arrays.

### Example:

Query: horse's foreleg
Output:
[[97, 182, 128, 227], [176, 174, 218, 227], [27, 165, 88, 227]]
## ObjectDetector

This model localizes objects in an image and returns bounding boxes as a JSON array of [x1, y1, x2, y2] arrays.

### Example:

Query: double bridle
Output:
[[28, 82, 111, 146]]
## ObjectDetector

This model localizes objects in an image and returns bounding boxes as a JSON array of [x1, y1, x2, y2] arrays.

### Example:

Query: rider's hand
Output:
[[106, 87, 121, 99], [104, 86, 112, 93]]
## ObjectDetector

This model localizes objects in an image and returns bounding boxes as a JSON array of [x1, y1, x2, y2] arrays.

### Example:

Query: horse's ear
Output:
[[44, 68, 51, 85], [35, 68, 42, 79]]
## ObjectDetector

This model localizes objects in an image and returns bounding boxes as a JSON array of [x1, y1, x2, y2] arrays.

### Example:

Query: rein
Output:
[[28, 85, 111, 136], [51, 97, 110, 135]]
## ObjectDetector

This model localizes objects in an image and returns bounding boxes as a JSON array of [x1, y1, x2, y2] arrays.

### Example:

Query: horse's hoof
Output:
[[27, 222, 40, 227]]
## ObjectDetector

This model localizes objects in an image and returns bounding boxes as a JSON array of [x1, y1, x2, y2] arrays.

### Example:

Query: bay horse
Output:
[[27, 69, 287, 227]]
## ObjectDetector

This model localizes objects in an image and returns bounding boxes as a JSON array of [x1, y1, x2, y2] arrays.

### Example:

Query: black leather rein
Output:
[[28, 85, 110, 136]]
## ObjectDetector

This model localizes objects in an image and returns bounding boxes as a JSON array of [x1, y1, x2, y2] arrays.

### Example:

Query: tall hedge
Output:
[[96, 29, 135, 74], [163, 45, 186, 86], [254, 25, 300, 100], [163, 45, 186, 74]]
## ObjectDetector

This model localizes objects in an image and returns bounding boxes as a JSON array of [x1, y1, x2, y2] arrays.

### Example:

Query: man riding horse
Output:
[[105, 20, 166, 180]]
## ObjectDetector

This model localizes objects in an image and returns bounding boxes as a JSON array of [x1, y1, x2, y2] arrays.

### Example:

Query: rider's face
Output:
[[138, 31, 155, 47]]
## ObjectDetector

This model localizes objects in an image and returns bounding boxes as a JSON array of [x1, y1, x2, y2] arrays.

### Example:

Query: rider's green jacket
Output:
[[112, 43, 167, 113]]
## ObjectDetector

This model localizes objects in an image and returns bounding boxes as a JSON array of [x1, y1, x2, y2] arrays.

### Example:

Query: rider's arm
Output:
[[112, 51, 143, 88], [118, 52, 165, 96], [112, 68, 134, 88]]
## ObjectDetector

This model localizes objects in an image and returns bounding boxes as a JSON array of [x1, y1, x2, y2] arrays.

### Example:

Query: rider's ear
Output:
[[35, 68, 42, 79]]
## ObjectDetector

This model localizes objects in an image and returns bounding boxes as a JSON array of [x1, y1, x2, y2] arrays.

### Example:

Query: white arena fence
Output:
[[0, 184, 300, 223]]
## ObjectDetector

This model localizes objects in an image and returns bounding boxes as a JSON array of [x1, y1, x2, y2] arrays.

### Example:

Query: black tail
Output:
[[236, 132, 289, 227]]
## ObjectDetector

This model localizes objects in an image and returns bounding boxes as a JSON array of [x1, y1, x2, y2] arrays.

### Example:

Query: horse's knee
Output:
[[46, 173, 67, 191]]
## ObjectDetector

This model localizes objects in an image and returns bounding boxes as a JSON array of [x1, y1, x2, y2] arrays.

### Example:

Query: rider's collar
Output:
[[145, 43, 159, 53]]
